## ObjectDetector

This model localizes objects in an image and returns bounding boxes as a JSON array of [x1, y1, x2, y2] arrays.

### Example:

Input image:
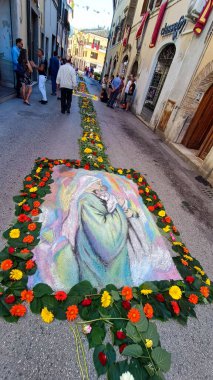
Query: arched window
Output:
[[142, 44, 176, 120]]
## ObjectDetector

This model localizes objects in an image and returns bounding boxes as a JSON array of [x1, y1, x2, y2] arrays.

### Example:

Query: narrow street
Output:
[[0, 78, 213, 380]]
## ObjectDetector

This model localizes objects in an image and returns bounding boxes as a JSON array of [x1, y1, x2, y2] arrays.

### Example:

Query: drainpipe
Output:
[[9, 0, 15, 87]]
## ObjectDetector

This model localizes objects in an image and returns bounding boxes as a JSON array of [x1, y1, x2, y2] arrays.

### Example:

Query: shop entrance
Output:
[[182, 84, 213, 160]]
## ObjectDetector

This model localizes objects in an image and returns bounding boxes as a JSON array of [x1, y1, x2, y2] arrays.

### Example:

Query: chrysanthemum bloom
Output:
[[31, 208, 39, 216], [18, 214, 31, 223], [120, 371, 135, 380], [141, 289, 153, 296], [10, 269, 23, 281], [21, 290, 34, 303], [29, 187, 38, 193], [127, 308, 140, 323], [41, 307, 54, 323], [200, 286, 209, 298], [188, 294, 198, 304], [1, 259, 13, 271], [10, 304, 27, 317], [121, 286, 133, 301], [101, 291, 112, 308], [158, 210, 166, 217], [25, 260, 35, 270], [28, 223, 37, 231], [143, 303, 154, 319], [66, 305, 79, 321], [33, 201, 41, 208], [169, 285, 182, 300], [54, 291, 67, 301], [171, 301, 180, 315], [20, 248, 30, 254], [23, 235, 34, 244], [206, 278, 211, 286], [145, 339, 153, 348], [9, 229, 20, 239]]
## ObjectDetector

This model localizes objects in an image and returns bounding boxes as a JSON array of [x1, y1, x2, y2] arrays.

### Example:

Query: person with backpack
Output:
[[17, 49, 33, 105], [49, 51, 60, 96]]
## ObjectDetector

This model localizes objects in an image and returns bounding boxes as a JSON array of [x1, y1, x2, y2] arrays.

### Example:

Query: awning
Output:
[[149, 1, 168, 48], [136, 12, 150, 39]]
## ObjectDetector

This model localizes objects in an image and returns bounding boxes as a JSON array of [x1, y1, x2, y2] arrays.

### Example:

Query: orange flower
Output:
[[165, 216, 171, 223], [20, 248, 30, 254], [10, 304, 27, 317], [143, 303, 154, 319], [23, 235, 34, 244], [139, 189, 144, 194], [200, 286, 209, 298], [31, 208, 39, 216], [127, 308, 140, 323], [33, 201, 41, 208], [25, 184, 33, 189], [1, 259, 13, 271], [66, 305, 79, 321], [121, 286, 133, 301], [181, 259, 188, 266], [183, 247, 189, 254], [172, 226, 178, 233], [157, 202, 163, 208], [148, 206, 155, 212], [25, 176, 32, 182], [126, 174, 132, 179], [21, 290, 34, 303], [26, 260, 35, 270], [188, 294, 198, 304], [28, 223, 37, 231]]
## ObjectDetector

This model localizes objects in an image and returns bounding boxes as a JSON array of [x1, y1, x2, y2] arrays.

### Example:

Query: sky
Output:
[[72, 0, 113, 30]]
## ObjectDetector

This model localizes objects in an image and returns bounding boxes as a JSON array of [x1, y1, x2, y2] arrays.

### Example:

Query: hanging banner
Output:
[[136, 12, 150, 40], [123, 25, 131, 47], [149, 1, 168, 48], [194, 0, 213, 35]]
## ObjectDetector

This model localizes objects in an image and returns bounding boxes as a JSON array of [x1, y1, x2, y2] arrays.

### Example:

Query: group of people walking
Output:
[[100, 73, 136, 111]]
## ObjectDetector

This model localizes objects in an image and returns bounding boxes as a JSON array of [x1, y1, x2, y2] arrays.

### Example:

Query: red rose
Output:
[[81, 298, 92, 306], [30, 194, 37, 198], [98, 352, 107, 366], [119, 343, 127, 354], [18, 214, 31, 223], [8, 247, 15, 254], [4, 295, 16, 304], [54, 291, 68, 301], [116, 331, 126, 340], [22, 204, 31, 212], [39, 181, 46, 187], [84, 164, 90, 170], [42, 177, 49, 182], [185, 276, 195, 284], [171, 301, 180, 315], [155, 293, 165, 303], [122, 300, 131, 310], [66, 163, 71, 167]]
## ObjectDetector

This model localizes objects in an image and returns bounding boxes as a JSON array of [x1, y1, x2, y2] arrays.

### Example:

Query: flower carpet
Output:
[[0, 78, 212, 380]]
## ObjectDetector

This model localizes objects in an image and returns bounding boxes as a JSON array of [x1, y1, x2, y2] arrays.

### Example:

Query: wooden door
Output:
[[182, 84, 213, 150]]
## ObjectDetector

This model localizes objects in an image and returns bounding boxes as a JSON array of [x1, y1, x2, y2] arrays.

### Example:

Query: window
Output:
[[141, 0, 162, 14], [90, 52, 98, 59]]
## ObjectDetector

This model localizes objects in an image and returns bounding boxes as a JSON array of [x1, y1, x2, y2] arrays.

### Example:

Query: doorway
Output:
[[141, 44, 176, 122], [182, 84, 213, 160]]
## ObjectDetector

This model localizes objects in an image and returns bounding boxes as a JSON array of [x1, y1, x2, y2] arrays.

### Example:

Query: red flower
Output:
[[4, 295, 16, 304], [81, 298, 92, 306], [26, 260, 35, 270], [84, 164, 90, 170], [8, 247, 15, 254], [10, 304, 27, 317], [98, 352, 107, 366], [119, 343, 127, 354], [185, 276, 195, 284], [54, 291, 68, 301], [22, 204, 31, 212], [42, 177, 49, 182], [122, 300, 131, 310], [116, 331, 126, 340], [148, 206, 155, 212], [30, 194, 37, 198], [155, 293, 165, 302], [188, 294, 198, 304], [171, 301, 180, 315], [18, 214, 31, 223], [39, 181, 46, 187]]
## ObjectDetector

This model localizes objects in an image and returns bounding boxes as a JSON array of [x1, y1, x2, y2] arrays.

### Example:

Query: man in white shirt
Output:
[[56, 58, 77, 114], [124, 74, 133, 105]]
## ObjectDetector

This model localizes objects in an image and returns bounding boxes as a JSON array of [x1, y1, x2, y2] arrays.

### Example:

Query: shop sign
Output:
[[161, 16, 187, 40]]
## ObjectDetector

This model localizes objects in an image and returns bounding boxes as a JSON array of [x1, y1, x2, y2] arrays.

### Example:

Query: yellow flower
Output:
[[84, 148, 92, 154], [146, 198, 152, 202], [101, 291, 112, 308], [97, 157, 103, 163], [173, 242, 183, 246], [36, 167, 42, 173], [141, 289, 153, 295], [163, 225, 170, 233], [194, 266, 205, 276], [41, 307, 54, 323], [96, 144, 103, 149], [93, 163, 99, 168], [18, 199, 26, 206], [183, 255, 193, 261], [95, 136, 100, 141], [145, 339, 153, 348], [109, 166, 114, 171], [145, 187, 150, 193], [138, 177, 143, 183], [81, 137, 87, 141], [158, 210, 166, 217], [118, 169, 123, 175], [10, 269, 23, 281], [29, 187, 38, 193], [169, 285, 182, 300], [9, 228, 20, 239], [206, 278, 211, 286]]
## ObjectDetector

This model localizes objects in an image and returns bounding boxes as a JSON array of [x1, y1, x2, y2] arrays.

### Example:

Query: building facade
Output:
[[68, 29, 108, 73], [104, 0, 213, 184]]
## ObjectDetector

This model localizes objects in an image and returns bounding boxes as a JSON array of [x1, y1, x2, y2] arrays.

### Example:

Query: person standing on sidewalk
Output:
[[107, 74, 121, 109], [11, 38, 23, 98], [56, 58, 77, 114], [49, 51, 59, 96], [30, 49, 48, 104]]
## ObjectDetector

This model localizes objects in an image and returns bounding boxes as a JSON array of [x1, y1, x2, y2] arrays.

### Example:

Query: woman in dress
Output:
[[17, 49, 33, 105]]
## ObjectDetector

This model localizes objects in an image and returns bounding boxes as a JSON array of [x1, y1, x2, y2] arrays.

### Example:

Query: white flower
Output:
[[82, 324, 92, 335], [120, 371, 135, 380]]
